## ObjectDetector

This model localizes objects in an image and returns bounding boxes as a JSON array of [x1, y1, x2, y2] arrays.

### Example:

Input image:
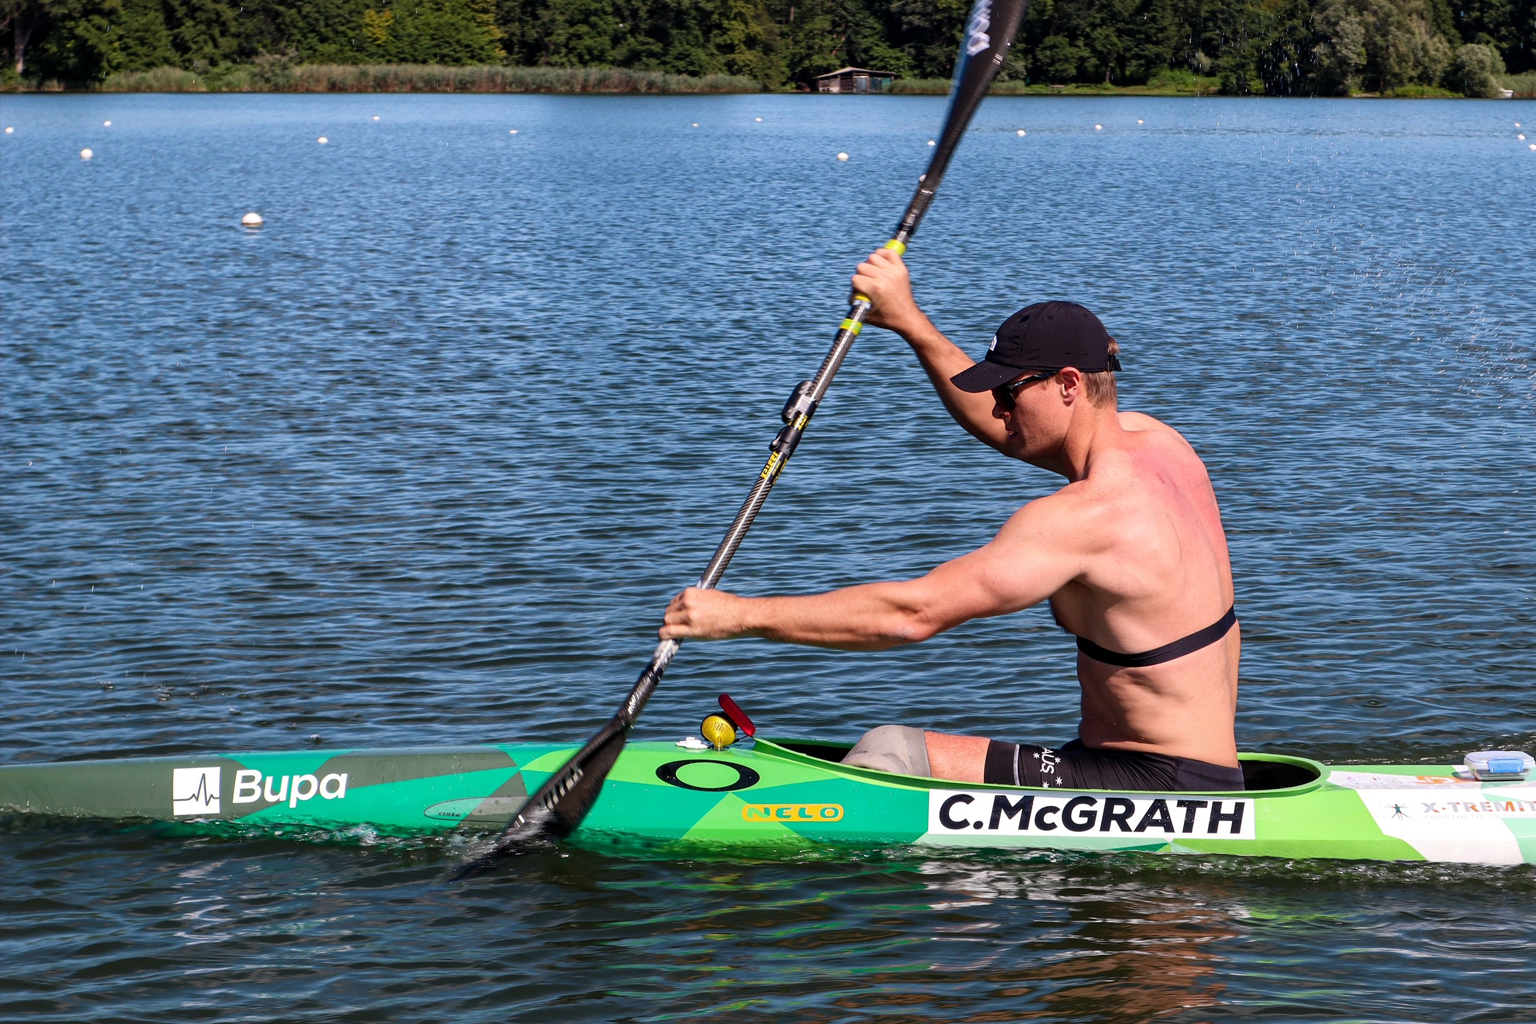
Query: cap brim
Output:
[[950, 358, 1033, 393]]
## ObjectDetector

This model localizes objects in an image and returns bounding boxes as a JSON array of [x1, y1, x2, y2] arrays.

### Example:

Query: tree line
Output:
[[3, 0, 1530, 94]]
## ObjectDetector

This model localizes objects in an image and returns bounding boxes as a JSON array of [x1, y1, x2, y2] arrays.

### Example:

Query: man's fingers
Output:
[[662, 588, 709, 639]]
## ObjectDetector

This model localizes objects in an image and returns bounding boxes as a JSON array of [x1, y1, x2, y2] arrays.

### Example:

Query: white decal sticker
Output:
[[927, 789, 1255, 840], [228, 769, 349, 808], [1369, 795, 1536, 822], [964, 0, 994, 57], [1355, 787, 1533, 865], [1328, 770, 1479, 789], [290, 774, 319, 808], [172, 767, 221, 816], [233, 769, 262, 804]]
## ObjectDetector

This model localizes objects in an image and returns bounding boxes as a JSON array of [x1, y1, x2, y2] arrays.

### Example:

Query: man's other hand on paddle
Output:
[[851, 248, 929, 335]]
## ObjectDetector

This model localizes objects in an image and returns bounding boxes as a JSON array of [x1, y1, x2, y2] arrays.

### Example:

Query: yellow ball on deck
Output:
[[700, 714, 737, 750]]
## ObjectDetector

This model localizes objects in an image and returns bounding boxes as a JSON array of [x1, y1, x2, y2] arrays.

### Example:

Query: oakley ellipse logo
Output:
[[655, 759, 761, 792]]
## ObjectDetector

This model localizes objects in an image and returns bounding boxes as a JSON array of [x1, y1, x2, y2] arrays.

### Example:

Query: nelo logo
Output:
[[232, 769, 349, 809], [742, 803, 844, 823]]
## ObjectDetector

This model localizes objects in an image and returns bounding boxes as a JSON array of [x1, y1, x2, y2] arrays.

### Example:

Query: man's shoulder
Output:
[[1000, 478, 1118, 556], [1116, 410, 1177, 436], [1116, 410, 1201, 461]]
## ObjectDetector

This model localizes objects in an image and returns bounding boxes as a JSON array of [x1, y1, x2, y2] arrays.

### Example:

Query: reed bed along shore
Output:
[[98, 64, 761, 94], [894, 70, 1536, 97], [892, 74, 1224, 96], [43, 63, 1536, 97]]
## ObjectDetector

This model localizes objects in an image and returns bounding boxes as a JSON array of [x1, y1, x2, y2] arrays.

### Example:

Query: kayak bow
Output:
[[4, 737, 1533, 865]]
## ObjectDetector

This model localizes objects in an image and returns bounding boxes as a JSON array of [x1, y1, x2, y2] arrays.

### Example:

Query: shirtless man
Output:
[[661, 247, 1242, 792]]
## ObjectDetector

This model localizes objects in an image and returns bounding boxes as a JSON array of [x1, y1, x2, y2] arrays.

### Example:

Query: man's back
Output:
[[1041, 411, 1240, 767]]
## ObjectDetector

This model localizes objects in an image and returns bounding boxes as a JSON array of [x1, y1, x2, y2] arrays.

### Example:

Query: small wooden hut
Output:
[[814, 67, 897, 94]]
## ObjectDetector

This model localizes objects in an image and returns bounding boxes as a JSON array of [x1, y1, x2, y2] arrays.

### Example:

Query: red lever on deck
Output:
[[717, 693, 756, 737]]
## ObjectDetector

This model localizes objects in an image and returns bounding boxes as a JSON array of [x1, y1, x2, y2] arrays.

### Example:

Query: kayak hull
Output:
[[3, 738, 1533, 865]]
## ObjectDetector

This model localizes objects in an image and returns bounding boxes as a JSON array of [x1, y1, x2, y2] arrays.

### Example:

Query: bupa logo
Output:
[[172, 766, 221, 816], [232, 769, 349, 809], [965, 0, 993, 57], [928, 790, 1255, 839]]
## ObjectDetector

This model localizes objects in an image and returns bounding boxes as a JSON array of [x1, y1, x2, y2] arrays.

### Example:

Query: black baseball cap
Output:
[[950, 301, 1121, 393]]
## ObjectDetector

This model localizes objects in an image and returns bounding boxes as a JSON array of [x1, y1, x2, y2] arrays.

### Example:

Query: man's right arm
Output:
[[851, 249, 1009, 452]]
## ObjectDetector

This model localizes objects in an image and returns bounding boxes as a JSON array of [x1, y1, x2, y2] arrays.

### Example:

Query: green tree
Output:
[[364, 0, 502, 63], [3, 0, 93, 74], [1213, 0, 1319, 94], [1446, 38, 1505, 91], [1314, 0, 1453, 92]]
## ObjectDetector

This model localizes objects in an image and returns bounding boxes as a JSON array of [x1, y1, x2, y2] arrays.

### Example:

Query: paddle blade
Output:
[[452, 721, 628, 878], [944, 0, 1031, 139], [893, 0, 1031, 240]]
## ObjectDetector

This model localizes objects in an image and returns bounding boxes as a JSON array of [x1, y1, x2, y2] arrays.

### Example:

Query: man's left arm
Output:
[[660, 495, 1089, 650]]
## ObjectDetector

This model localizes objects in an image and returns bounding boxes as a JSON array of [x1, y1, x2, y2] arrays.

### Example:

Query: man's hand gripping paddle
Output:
[[455, 0, 1032, 877]]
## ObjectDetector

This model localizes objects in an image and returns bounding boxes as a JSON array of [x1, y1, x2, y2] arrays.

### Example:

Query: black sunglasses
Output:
[[991, 370, 1059, 411]]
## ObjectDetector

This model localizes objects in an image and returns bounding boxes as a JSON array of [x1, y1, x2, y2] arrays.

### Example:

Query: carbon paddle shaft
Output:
[[460, 0, 1032, 874]]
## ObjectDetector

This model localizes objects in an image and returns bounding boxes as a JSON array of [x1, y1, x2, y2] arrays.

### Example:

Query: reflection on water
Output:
[[1, 824, 1534, 1020], [2, 91, 1534, 1020], [916, 864, 1237, 1023]]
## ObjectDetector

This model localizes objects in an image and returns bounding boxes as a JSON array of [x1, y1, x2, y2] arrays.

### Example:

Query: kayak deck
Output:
[[2, 738, 1533, 865]]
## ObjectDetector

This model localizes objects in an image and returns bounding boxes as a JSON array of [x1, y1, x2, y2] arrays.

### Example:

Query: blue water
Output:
[[2, 92, 1533, 1022]]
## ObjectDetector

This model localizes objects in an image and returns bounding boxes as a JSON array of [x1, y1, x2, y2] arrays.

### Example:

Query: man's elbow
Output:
[[890, 611, 944, 644]]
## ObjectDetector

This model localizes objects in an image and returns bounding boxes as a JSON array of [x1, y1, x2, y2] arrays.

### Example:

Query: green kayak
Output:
[[3, 735, 1533, 865]]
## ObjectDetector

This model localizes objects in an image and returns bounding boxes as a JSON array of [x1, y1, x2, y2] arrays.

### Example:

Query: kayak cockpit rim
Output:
[[751, 737, 1328, 795]]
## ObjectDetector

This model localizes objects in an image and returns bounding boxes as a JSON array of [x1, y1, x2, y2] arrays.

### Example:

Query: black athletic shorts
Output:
[[983, 738, 1245, 791]]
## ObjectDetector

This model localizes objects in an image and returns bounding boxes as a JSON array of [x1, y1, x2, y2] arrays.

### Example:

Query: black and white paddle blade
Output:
[[453, 721, 629, 878], [895, 0, 1031, 240]]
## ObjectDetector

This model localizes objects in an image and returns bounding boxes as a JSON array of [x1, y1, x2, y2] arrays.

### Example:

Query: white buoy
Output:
[[508, 129, 518, 134], [1529, 143, 1535, 151], [1516, 122, 1522, 127], [103, 120, 112, 127], [1137, 119, 1144, 125], [1094, 124, 1103, 131], [1518, 134, 1526, 140], [836, 152, 849, 161], [372, 116, 380, 121], [755, 117, 762, 122], [317, 136, 328, 145], [3, 126, 11, 133], [1016, 129, 1026, 136], [80, 148, 93, 160], [927, 139, 936, 146], [241, 212, 263, 227], [691, 122, 699, 127]]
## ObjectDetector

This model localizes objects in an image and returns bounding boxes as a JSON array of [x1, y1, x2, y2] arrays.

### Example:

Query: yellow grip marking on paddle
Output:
[[794, 413, 808, 431], [839, 318, 863, 335], [759, 451, 783, 480], [882, 239, 907, 254]]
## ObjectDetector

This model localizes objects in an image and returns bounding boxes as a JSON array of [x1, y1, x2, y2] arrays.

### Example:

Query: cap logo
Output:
[[988, 334, 998, 352]]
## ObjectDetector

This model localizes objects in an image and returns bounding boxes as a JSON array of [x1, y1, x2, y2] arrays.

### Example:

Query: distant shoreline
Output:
[[6, 64, 1533, 99]]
